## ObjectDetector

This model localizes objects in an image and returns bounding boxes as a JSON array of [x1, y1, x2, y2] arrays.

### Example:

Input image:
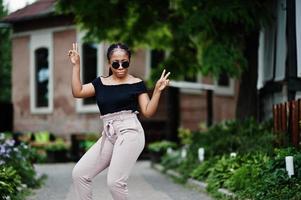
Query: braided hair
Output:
[[106, 43, 131, 76]]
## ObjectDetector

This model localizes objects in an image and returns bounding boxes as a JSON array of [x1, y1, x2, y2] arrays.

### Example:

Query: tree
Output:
[[0, 0, 11, 102], [56, 0, 273, 120]]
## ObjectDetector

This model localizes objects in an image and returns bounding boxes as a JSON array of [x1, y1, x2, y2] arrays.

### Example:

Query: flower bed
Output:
[[0, 132, 46, 199], [153, 148, 301, 200], [148, 118, 301, 199]]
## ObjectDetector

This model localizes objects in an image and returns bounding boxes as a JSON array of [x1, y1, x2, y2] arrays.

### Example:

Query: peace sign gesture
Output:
[[155, 69, 171, 92], [68, 43, 80, 66]]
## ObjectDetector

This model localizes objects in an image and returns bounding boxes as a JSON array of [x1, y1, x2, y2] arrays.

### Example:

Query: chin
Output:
[[114, 70, 127, 78], [116, 74, 125, 78], [115, 72, 126, 78]]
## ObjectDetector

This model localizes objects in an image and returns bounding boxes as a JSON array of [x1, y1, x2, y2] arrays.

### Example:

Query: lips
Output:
[[117, 69, 125, 73]]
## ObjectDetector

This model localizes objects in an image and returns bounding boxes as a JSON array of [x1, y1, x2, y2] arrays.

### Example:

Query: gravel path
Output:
[[27, 161, 212, 200]]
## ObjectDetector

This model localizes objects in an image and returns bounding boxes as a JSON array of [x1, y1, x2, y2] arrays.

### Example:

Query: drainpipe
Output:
[[286, 0, 297, 101]]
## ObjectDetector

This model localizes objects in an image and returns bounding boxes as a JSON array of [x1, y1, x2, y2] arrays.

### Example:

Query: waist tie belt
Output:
[[104, 119, 117, 139], [98, 110, 139, 154], [99, 119, 118, 154]]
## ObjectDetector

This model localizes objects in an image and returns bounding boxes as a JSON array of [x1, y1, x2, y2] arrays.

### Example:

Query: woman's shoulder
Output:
[[99, 75, 111, 84], [129, 75, 143, 83]]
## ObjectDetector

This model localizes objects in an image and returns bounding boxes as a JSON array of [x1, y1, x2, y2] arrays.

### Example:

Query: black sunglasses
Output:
[[111, 61, 130, 69]]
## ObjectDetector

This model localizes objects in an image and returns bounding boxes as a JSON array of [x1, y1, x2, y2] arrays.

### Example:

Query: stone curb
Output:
[[187, 178, 207, 192], [151, 163, 236, 198], [166, 169, 182, 179], [153, 163, 164, 172], [218, 188, 236, 198]]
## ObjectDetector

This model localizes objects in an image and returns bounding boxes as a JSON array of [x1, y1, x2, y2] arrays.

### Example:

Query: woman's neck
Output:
[[111, 74, 130, 83]]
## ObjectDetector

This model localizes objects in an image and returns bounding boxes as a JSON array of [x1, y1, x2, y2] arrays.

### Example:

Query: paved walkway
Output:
[[27, 161, 212, 200]]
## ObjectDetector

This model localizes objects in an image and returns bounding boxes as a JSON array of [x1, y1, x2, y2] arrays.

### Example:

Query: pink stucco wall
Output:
[[180, 81, 239, 131]]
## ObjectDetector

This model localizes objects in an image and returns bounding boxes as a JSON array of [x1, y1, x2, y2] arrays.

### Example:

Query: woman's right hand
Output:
[[68, 43, 80, 66]]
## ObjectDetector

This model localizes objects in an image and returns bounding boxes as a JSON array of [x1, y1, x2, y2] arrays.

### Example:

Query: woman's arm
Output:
[[69, 43, 95, 98], [138, 69, 170, 118]]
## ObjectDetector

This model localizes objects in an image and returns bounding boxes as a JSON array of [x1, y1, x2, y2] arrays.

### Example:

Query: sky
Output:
[[3, 0, 37, 13]]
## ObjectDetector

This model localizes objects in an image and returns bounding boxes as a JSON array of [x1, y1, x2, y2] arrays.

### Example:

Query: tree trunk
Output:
[[235, 31, 260, 120]]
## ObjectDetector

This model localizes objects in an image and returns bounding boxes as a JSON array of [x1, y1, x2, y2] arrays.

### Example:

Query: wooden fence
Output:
[[273, 99, 301, 148]]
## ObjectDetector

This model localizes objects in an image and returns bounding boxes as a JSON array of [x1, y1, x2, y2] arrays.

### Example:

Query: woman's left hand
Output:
[[155, 69, 170, 92]]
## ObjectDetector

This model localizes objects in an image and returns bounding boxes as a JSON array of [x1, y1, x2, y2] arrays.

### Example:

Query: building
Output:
[[2, 0, 238, 142], [258, 0, 301, 120]]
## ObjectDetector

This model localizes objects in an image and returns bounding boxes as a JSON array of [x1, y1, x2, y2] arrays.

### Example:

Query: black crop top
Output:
[[91, 76, 147, 115]]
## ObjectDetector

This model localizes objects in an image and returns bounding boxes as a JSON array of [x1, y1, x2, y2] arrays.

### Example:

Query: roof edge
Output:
[[2, 10, 54, 23], [2, 0, 57, 24]]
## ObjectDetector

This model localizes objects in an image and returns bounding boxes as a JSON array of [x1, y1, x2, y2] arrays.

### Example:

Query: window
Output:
[[217, 73, 230, 87], [149, 49, 200, 82], [148, 49, 206, 94], [35, 48, 49, 107], [150, 49, 165, 69], [214, 72, 235, 96], [30, 31, 53, 114], [145, 49, 166, 79], [184, 74, 198, 83], [75, 32, 104, 113], [82, 43, 97, 106]]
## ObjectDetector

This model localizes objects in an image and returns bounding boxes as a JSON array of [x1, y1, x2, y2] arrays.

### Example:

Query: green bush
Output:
[[0, 165, 22, 199], [31, 131, 54, 143], [224, 153, 269, 192], [205, 155, 242, 193], [148, 140, 178, 164], [79, 133, 99, 151], [147, 140, 177, 153], [159, 118, 276, 179], [0, 132, 46, 199], [178, 127, 193, 146], [175, 147, 201, 180], [188, 118, 275, 161], [190, 157, 219, 181], [6, 142, 44, 188], [160, 118, 275, 185], [45, 138, 69, 152], [239, 148, 301, 200], [155, 119, 301, 199], [160, 149, 182, 170], [190, 148, 301, 200]]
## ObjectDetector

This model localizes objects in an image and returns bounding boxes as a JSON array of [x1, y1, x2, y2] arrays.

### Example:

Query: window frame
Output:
[[75, 32, 105, 113], [30, 31, 54, 114], [213, 77, 235, 96]]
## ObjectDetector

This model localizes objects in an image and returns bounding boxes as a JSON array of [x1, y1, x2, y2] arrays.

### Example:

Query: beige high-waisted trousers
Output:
[[71, 110, 145, 200]]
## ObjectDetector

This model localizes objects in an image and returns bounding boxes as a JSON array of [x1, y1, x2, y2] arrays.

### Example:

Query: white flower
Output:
[[230, 152, 237, 157], [0, 145, 5, 154], [0, 133, 5, 140], [167, 147, 173, 155], [6, 139, 15, 147]]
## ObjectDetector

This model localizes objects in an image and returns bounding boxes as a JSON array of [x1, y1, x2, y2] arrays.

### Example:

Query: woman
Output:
[[68, 42, 170, 200]]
